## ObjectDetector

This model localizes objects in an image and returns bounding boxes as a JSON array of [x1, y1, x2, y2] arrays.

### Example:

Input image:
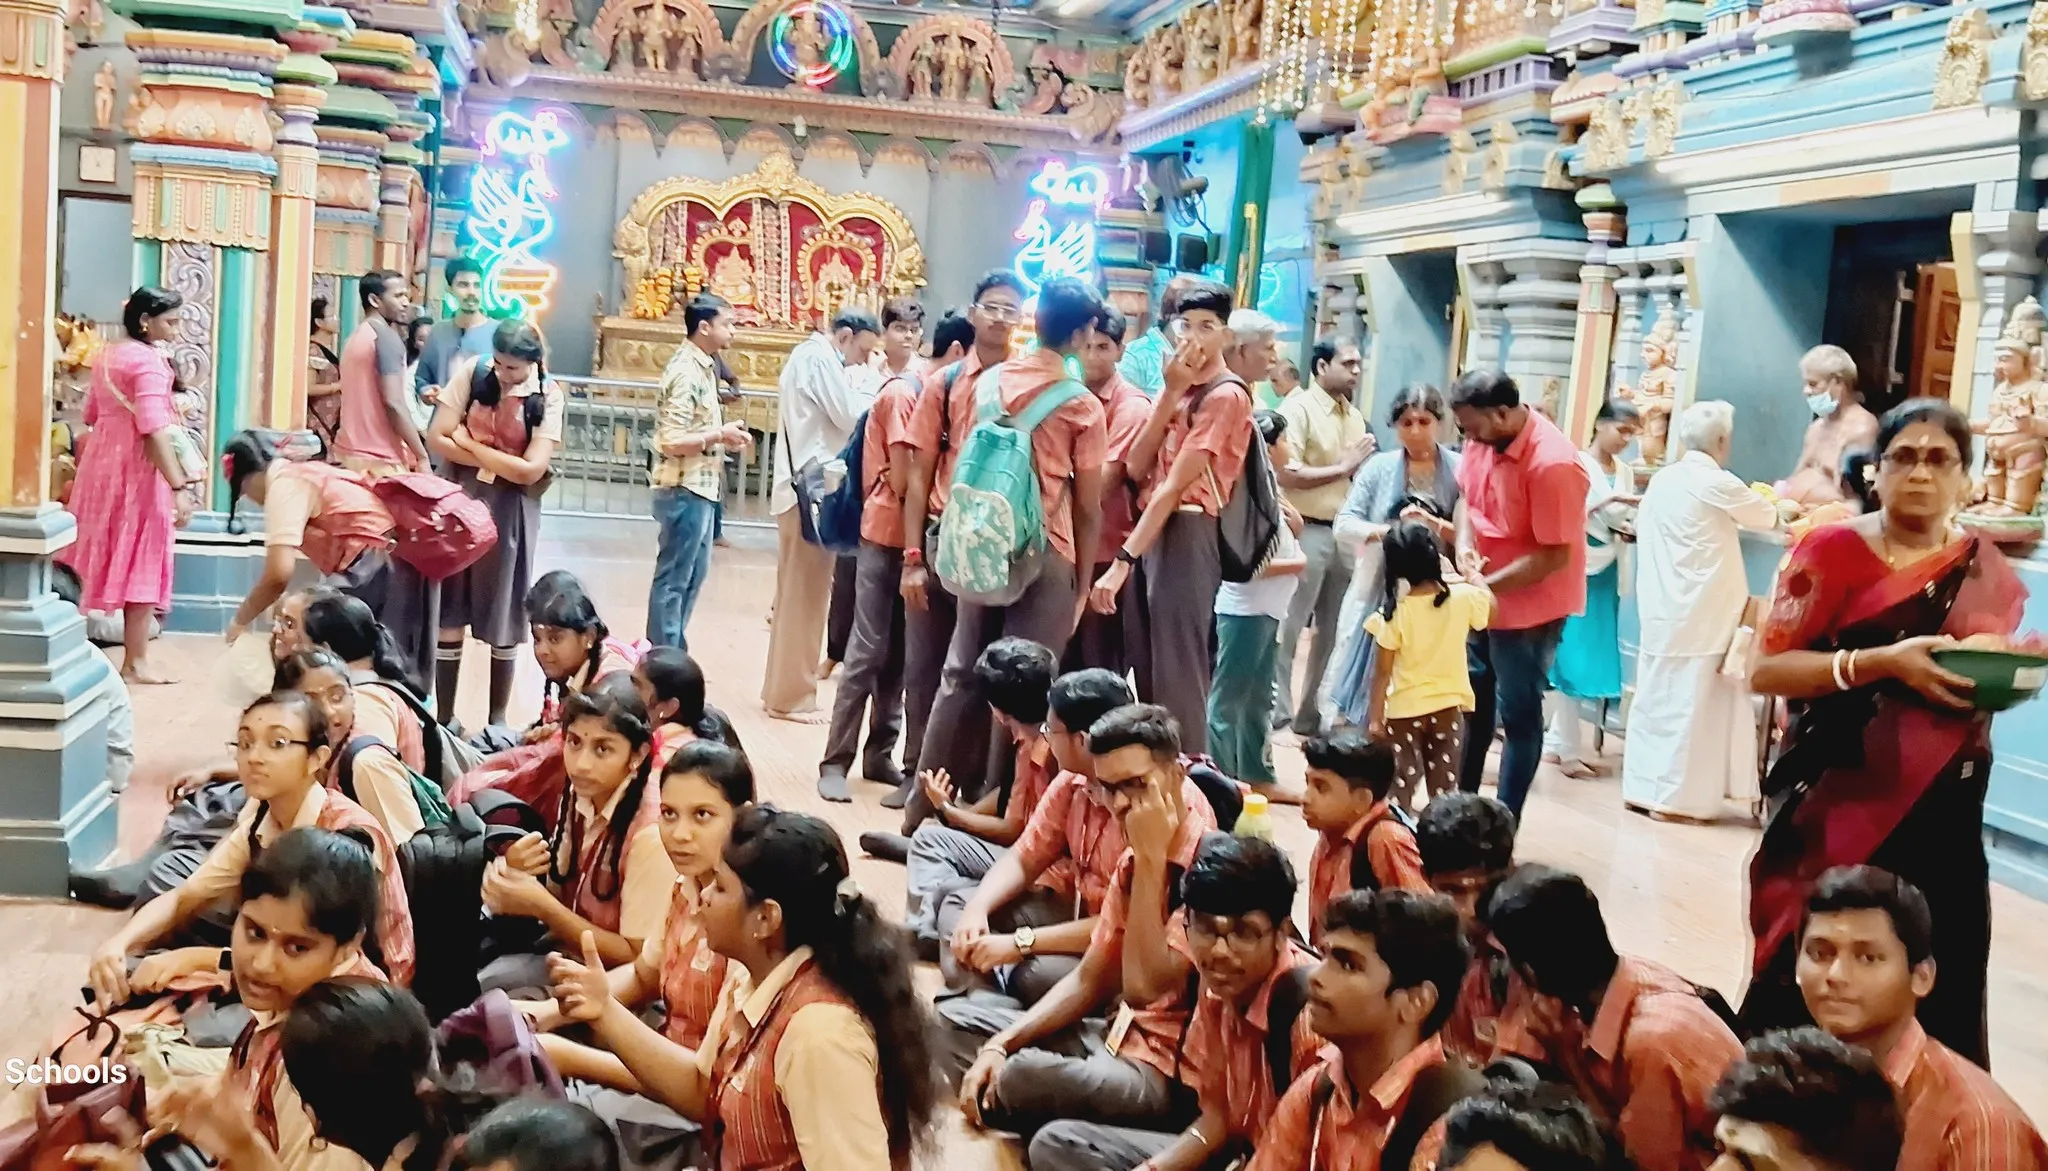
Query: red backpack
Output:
[[371, 472, 498, 580]]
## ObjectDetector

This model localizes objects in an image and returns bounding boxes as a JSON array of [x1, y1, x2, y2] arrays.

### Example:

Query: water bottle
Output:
[[1233, 792, 1276, 841]]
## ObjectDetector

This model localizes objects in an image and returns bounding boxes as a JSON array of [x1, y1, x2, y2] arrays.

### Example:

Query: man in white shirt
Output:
[[1621, 399, 1779, 822], [762, 308, 882, 720]]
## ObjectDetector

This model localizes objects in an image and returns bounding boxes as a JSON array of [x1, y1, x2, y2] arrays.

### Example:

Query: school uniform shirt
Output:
[[438, 358, 567, 452], [1439, 938, 1510, 1067], [1246, 1036, 1452, 1171], [1493, 956, 1740, 1171], [1183, 941, 1324, 1147], [1278, 387, 1368, 522], [182, 783, 414, 986], [1307, 802, 1429, 946], [1885, 1018, 2048, 1171], [635, 875, 735, 1049], [557, 774, 678, 942], [1140, 376, 1254, 515], [1088, 781, 1219, 1082], [1454, 410, 1590, 631], [1008, 735, 1058, 822], [1095, 373, 1155, 565], [994, 349, 1109, 567], [1363, 584, 1491, 721], [696, 947, 889, 1171], [903, 351, 987, 521], [232, 952, 391, 1171], [335, 739, 427, 842], [859, 372, 920, 548], [262, 461, 396, 576], [350, 676, 426, 772], [1009, 769, 1128, 918]]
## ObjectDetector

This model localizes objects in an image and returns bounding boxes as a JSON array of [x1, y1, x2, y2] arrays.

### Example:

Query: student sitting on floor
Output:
[[942, 668, 1137, 1006], [633, 646, 744, 770], [456, 1099, 623, 1171], [480, 681, 677, 987], [903, 638, 1061, 951], [1415, 792, 1518, 1064], [275, 650, 430, 843], [1249, 889, 1481, 1171], [301, 594, 434, 778], [1793, 865, 2048, 1170], [1302, 731, 1430, 946], [549, 808, 940, 1171], [1028, 833, 1320, 1171], [88, 692, 415, 1000], [524, 740, 753, 1080], [950, 705, 1219, 1142], [1436, 1080, 1617, 1171], [1487, 864, 1742, 1171], [1708, 1028, 1905, 1171]]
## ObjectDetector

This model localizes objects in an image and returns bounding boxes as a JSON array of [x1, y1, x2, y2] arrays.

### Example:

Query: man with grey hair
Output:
[[1622, 398, 1779, 822], [1776, 344, 1877, 511], [1224, 308, 1280, 385]]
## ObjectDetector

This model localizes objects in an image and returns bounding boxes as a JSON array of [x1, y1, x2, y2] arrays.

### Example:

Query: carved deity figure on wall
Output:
[[1967, 298, 2048, 518], [1155, 22, 1186, 95], [1230, 0, 1263, 66], [791, 5, 826, 73], [93, 61, 116, 131], [611, 15, 639, 70], [639, 2, 673, 72], [1123, 39, 1151, 108], [812, 253, 857, 320], [1182, 3, 1223, 90], [908, 39, 936, 98], [938, 35, 970, 102], [709, 249, 758, 308], [1933, 6, 1993, 110], [968, 40, 996, 105], [1619, 307, 1680, 469]]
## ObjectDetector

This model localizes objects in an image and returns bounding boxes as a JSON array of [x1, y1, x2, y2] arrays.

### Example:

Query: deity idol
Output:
[[1966, 299, 2048, 518], [1620, 308, 1680, 471]]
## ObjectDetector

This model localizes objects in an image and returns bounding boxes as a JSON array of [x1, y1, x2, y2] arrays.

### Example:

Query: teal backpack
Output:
[[337, 736, 456, 834], [934, 365, 1089, 607]]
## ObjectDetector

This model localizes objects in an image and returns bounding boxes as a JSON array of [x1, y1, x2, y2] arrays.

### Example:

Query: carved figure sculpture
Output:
[[709, 248, 757, 307], [1124, 37, 1152, 108], [1183, 3, 1223, 90], [1155, 21, 1186, 95], [639, 2, 672, 72], [909, 40, 936, 98], [93, 61, 115, 131], [611, 15, 638, 69], [1409, 41, 1446, 120], [1063, 80, 1122, 143], [1444, 130, 1476, 193], [811, 253, 857, 320], [1933, 6, 1992, 110], [673, 16, 701, 77], [939, 34, 969, 102], [1967, 299, 2048, 518], [1230, 0, 1263, 65], [2025, 0, 2048, 101], [886, 241, 926, 297], [1583, 97, 1630, 172], [791, 5, 825, 73], [967, 39, 996, 105], [1619, 307, 1680, 468], [614, 217, 650, 307]]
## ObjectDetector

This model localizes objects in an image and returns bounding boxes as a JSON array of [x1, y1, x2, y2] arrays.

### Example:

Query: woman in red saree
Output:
[[1743, 400, 2025, 1069]]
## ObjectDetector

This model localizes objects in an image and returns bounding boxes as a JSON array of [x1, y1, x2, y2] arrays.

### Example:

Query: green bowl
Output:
[[1930, 649, 2048, 712]]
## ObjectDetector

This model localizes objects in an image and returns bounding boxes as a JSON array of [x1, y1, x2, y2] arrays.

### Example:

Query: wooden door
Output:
[[1911, 262, 1960, 402]]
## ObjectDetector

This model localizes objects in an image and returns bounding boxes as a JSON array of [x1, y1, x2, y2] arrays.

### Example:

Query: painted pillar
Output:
[[1610, 257, 1650, 391], [1494, 240, 1588, 420], [1959, 199, 2040, 423], [0, 0, 120, 892], [1461, 257, 1510, 373], [1228, 119, 1275, 311], [1565, 184, 1626, 444], [327, 28, 433, 291], [264, 69, 329, 431], [311, 88, 389, 336]]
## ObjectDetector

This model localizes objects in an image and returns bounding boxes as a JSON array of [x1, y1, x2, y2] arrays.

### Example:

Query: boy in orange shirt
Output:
[[1302, 731, 1430, 946]]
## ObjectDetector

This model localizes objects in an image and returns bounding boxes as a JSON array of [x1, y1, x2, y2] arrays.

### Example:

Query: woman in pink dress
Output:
[[58, 286, 196, 684]]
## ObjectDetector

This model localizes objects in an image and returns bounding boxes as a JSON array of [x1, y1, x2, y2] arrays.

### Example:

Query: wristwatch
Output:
[[1014, 926, 1037, 955], [1115, 547, 1140, 566]]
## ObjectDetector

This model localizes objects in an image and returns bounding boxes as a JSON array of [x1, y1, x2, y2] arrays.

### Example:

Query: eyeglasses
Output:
[[1089, 776, 1149, 802], [973, 302, 1022, 322], [1880, 448, 1961, 472], [1185, 914, 1275, 952], [231, 736, 312, 757]]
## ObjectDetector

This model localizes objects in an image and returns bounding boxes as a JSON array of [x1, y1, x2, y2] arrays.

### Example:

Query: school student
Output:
[[1301, 731, 1429, 945], [950, 706, 1218, 1139], [275, 650, 427, 842], [1436, 1081, 1616, 1171], [302, 594, 431, 776], [482, 684, 677, 979], [549, 808, 940, 1171], [1793, 866, 2048, 1170], [942, 668, 1136, 1006], [632, 646, 743, 769], [903, 638, 1059, 952], [1415, 792, 1518, 1065], [528, 740, 753, 1092], [428, 319, 564, 728], [1363, 521, 1494, 808], [1205, 410, 1307, 786], [1486, 864, 1742, 1171], [456, 1099, 622, 1171], [1068, 308, 1153, 682], [912, 277, 1107, 815], [1090, 280, 1250, 755], [1708, 1028, 1906, 1171], [1248, 889, 1479, 1171], [222, 429, 439, 686], [1028, 833, 1320, 1171], [87, 692, 414, 1002], [528, 582, 641, 735]]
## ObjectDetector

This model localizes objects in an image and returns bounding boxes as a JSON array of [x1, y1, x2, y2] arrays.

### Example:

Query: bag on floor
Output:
[[335, 735, 457, 832], [398, 789, 546, 1022], [358, 678, 485, 792], [451, 738, 568, 834], [0, 997, 149, 1171], [934, 367, 1087, 607], [372, 472, 498, 581], [1197, 376, 1282, 583], [436, 989, 564, 1098]]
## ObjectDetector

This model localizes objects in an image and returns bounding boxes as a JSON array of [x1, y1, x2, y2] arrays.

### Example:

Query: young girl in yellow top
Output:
[[1364, 520, 1495, 808]]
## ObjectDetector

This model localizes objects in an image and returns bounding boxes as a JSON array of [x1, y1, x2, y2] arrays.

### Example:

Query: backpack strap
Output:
[[1383, 1057, 1488, 1171], [358, 677, 444, 783], [336, 735, 397, 805], [937, 361, 965, 457], [1263, 964, 1315, 1094], [1010, 378, 1090, 433]]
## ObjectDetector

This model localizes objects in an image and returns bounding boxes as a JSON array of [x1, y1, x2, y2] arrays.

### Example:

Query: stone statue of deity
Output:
[[638, 2, 673, 72], [1620, 307, 1680, 471], [709, 249, 757, 308], [1230, 0, 1263, 65], [1155, 22, 1185, 95], [908, 40, 936, 99], [938, 35, 970, 102], [1183, 3, 1223, 90], [1123, 39, 1151, 107], [1967, 298, 2048, 518]]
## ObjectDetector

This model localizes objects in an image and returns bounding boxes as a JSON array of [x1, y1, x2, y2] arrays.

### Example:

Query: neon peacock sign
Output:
[[1012, 160, 1108, 295], [467, 109, 571, 318]]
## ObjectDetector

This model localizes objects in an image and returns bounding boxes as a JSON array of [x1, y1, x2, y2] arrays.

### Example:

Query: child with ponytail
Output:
[[1363, 519, 1495, 807], [633, 646, 744, 769], [550, 808, 938, 1171]]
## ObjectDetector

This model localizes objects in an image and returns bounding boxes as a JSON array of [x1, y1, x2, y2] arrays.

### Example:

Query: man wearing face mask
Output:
[[1776, 345, 1878, 512]]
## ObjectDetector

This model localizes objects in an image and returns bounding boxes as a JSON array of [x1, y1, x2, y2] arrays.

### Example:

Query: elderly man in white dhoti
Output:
[[1621, 400, 1779, 823]]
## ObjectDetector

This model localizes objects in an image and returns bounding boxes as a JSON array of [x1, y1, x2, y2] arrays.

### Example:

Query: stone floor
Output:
[[3, 517, 2041, 1161]]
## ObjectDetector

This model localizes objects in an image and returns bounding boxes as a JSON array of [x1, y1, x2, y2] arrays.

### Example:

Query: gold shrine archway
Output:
[[598, 153, 925, 389]]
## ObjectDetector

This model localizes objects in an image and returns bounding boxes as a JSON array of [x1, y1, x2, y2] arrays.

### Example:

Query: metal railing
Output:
[[544, 374, 781, 527]]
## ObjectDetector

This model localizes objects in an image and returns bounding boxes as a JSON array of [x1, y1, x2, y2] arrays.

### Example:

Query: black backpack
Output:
[[1195, 375, 1282, 583], [1346, 804, 1421, 894], [1181, 755, 1243, 832], [396, 789, 546, 1022]]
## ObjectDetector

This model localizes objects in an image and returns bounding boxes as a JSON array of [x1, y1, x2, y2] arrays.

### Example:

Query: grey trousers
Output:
[[902, 529, 969, 798], [936, 992, 1195, 1139], [1274, 520, 1355, 734], [906, 823, 1001, 941], [820, 541, 906, 774], [936, 883, 1081, 1004], [1063, 559, 1149, 694], [1143, 513, 1220, 755], [826, 551, 858, 663], [916, 559, 1080, 804]]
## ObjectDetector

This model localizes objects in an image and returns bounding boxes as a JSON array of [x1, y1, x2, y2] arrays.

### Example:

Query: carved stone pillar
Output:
[[1495, 241, 1588, 419], [1462, 257, 1510, 373], [265, 77, 327, 431], [1566, 185, 1627, 442], [1610, 257, 1650, 391], [1963, 209, 2041, 421]]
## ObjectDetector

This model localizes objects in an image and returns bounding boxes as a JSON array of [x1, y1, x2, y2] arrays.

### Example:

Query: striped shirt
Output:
[[650, 339, 725, 498], [1887, 1019, 2048, 1171]]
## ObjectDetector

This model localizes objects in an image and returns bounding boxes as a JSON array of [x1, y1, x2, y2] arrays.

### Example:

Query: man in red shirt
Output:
[[1248, 889, 1478, 1171], [1795, 866, 2047, 1171], [1707, 1028, 1905, 1171], [1029, 833, 1319, 1171], [1487, 865, 1741, 1171], [335, 269, 429, 474], [1090, 281, 1251, 754], [1068, 307, 1154, 681], [948, 705, 1217, 1142], [944, 668, 1135, 1005], [1449, 370, 1590, 816], [1414, 792, 1517, 1065]]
